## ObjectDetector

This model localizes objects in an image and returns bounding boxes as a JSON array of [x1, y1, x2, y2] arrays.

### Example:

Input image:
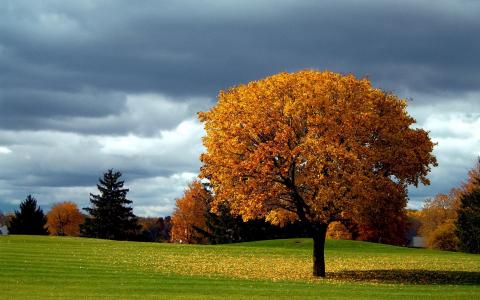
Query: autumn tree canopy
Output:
[[46, 202, 85, 236], [199, 70, 437, 277], [171, 180, 211, 244]]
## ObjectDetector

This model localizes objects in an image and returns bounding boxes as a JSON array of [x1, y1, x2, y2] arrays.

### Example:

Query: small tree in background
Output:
[[0, 210, 6, 226], [138, 216, 172, 242], [419, 192, 459, 250], [347, 187, 408, 245], [326, 221, 352, 240], [456, 188, 480, 253], [81, 169, 140, 240], [455, 159, 480, 253], [46, 202, 85, 236], [429, 222, 459, 251], [171, 180, 211, 244], [8, 195, 48, 235]]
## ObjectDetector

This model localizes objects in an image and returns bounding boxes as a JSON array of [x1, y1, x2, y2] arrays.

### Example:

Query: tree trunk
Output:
[[312, 223, 328, 277]]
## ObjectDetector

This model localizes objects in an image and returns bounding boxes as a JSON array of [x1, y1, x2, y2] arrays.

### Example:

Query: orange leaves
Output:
[[46, 201, 84, 236], [171, 181, 211, 244], [462, 159, 480, 194], [419, 193, 459, 250], [199, 70, 436, 227]]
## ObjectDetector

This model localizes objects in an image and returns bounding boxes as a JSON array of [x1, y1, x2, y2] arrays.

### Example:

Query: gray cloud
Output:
[[0, 118, 204, 214], [2, 1, 480, 100], [0, 89, 125, 118]]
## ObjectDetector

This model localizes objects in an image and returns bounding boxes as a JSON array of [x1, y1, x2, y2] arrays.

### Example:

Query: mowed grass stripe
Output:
[[2, 275, 480, 300], [1, 236, 480, 299], [2, 236, 479, 274], [2, 236, 479, 275]]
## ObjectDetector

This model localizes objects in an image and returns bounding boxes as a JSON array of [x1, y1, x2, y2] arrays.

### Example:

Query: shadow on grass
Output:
[[327, 270, 480, 285]]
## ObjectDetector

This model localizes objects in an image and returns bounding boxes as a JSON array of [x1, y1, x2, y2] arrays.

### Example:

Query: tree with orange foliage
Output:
[[326, 221, 351, 240], [419, 193, 458, 241], [350, 187, 408, 245], [419, 189, 460, 251], [461, 158, 480, 194], [171, 181, 211, 244], [46, 202, 84, 236], [419, 192, 460, 251], [199, 70, 436, 277], [419, 159, 480, 251]]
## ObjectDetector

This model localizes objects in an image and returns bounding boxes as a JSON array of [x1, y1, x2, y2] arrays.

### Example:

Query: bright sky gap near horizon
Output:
[[0, 1, 479, 217]]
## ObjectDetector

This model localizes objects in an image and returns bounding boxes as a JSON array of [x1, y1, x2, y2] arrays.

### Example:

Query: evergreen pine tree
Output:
[[8, 195, 48, 235], [81, 169, 140, 240], [456, 188, 480, 253]]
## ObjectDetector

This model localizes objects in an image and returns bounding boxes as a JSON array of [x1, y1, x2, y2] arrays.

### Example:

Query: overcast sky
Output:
[[0, 0, 479, 216]]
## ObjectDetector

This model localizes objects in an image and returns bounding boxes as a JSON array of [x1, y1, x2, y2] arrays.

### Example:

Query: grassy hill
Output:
[[1, 236, 479, 299]]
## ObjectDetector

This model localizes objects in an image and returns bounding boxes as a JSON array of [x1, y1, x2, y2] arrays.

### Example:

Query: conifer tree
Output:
[[81, 169, 140, 240], [456, 188, 480, 253], [8, 195, 48, 235]]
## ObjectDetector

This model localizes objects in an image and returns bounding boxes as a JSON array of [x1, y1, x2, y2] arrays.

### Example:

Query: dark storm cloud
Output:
[[0, 89, 124, 117], [2, 1, 480, 104]]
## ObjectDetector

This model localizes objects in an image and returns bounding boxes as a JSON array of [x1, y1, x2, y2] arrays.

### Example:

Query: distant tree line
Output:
[[4, 169, 172, 243], [170, 180, 406, 245], [4, 162, 479, 254], [170, 180, 310, 244], [170, 159, 480, 254], [414, 159, 480, 253]]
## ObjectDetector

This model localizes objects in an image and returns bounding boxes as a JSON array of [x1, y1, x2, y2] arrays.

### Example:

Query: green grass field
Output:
[[1, 236, 479, 299]]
